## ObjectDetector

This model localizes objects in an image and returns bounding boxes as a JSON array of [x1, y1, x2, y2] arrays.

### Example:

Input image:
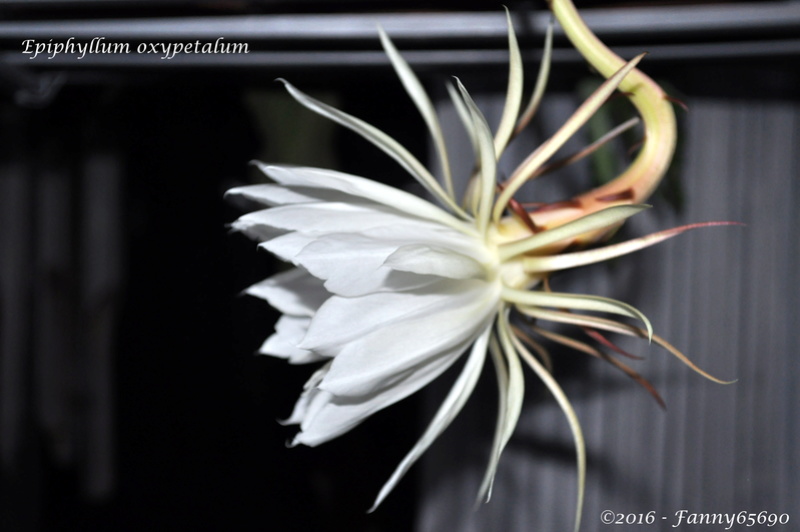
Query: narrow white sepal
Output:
[[369, 323, 492, 511], [276, 82, 467, 217], [514, 335, 585, 532], [493, 7, 524, 157], [477, 308, 524, 503], [454, 78, 497, 236], [378, 25, 455, 199], [477, 334, 509, 503], [502, 286, 653, 340]]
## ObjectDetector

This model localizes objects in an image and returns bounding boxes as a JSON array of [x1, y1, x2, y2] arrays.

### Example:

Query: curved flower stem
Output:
[[547, 0, 678, 230]]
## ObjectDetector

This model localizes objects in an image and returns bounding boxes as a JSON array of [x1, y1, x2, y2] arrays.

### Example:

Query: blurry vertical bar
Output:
[[35, 139, 76, 467], [0, 106, 39, 530], [80, 143, 122, 499]]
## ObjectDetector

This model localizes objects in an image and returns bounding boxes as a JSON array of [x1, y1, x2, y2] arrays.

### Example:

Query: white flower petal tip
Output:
[[384, 245, 488, 280], [227, 0, 734, 527]]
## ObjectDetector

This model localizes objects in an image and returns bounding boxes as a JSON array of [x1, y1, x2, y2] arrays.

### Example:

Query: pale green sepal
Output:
[[502, 286, 653, 340], [517, 306, 635, 334], [475, 333, 509, 504], [519, 307, 732, 384], [477, 308, 524, 503], [514, 334, 585, 532], [378, 26, 455, 199], [535, 116, 639, 178], [369, 323, 492, 511], [455, 79, 498, 236], [498, 204, 649, 261], [278, 79, 467, 218], [531, 324, 603, 358], [445, 81, 481, 214], [515, 18, 554, 135], [446, 81, 480, 156], [524, 218, 687, 272], [493, 8, 524, 157], [494, 53, 646, 222]]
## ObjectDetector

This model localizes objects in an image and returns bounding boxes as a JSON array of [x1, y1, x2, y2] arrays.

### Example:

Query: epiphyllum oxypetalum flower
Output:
[[228, 1, 731, 530]]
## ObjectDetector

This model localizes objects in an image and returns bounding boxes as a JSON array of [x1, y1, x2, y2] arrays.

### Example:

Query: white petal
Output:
[[291, 347, 458, 447], [385, 244, 487, 280], [259, 315, 327, 364], [301, 279, 489, 353], [245, 268, 327, 316], [244, 202, 430, 235], [259, 233, 315, 263], [234, 202, 430, 244], [371, 322, 492, 510], [280, 363, 331, 426], [257, 164, 474, 234], [292, 233, 438, 297], [226, 183, 321, 206], [294, 232, 403, 296], [319, 281, 499, 397], [288, 284, 499, 446], [294, 225, 486, 297], [230, 209, 283, 241]]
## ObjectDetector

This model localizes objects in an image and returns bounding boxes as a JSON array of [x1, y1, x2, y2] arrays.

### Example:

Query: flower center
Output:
[[484, 215, 544, 292]]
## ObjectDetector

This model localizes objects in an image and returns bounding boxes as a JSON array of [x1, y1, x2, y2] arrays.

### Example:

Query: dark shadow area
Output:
[[1, 77, 422, 532]]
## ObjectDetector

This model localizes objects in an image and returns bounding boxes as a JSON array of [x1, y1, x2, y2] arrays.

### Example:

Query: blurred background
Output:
[[0, 1, 797, 531]]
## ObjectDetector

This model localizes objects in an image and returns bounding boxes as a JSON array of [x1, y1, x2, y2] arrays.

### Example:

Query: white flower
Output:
[[228, 2, 731, 530], [230, 164, 500, 453]]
